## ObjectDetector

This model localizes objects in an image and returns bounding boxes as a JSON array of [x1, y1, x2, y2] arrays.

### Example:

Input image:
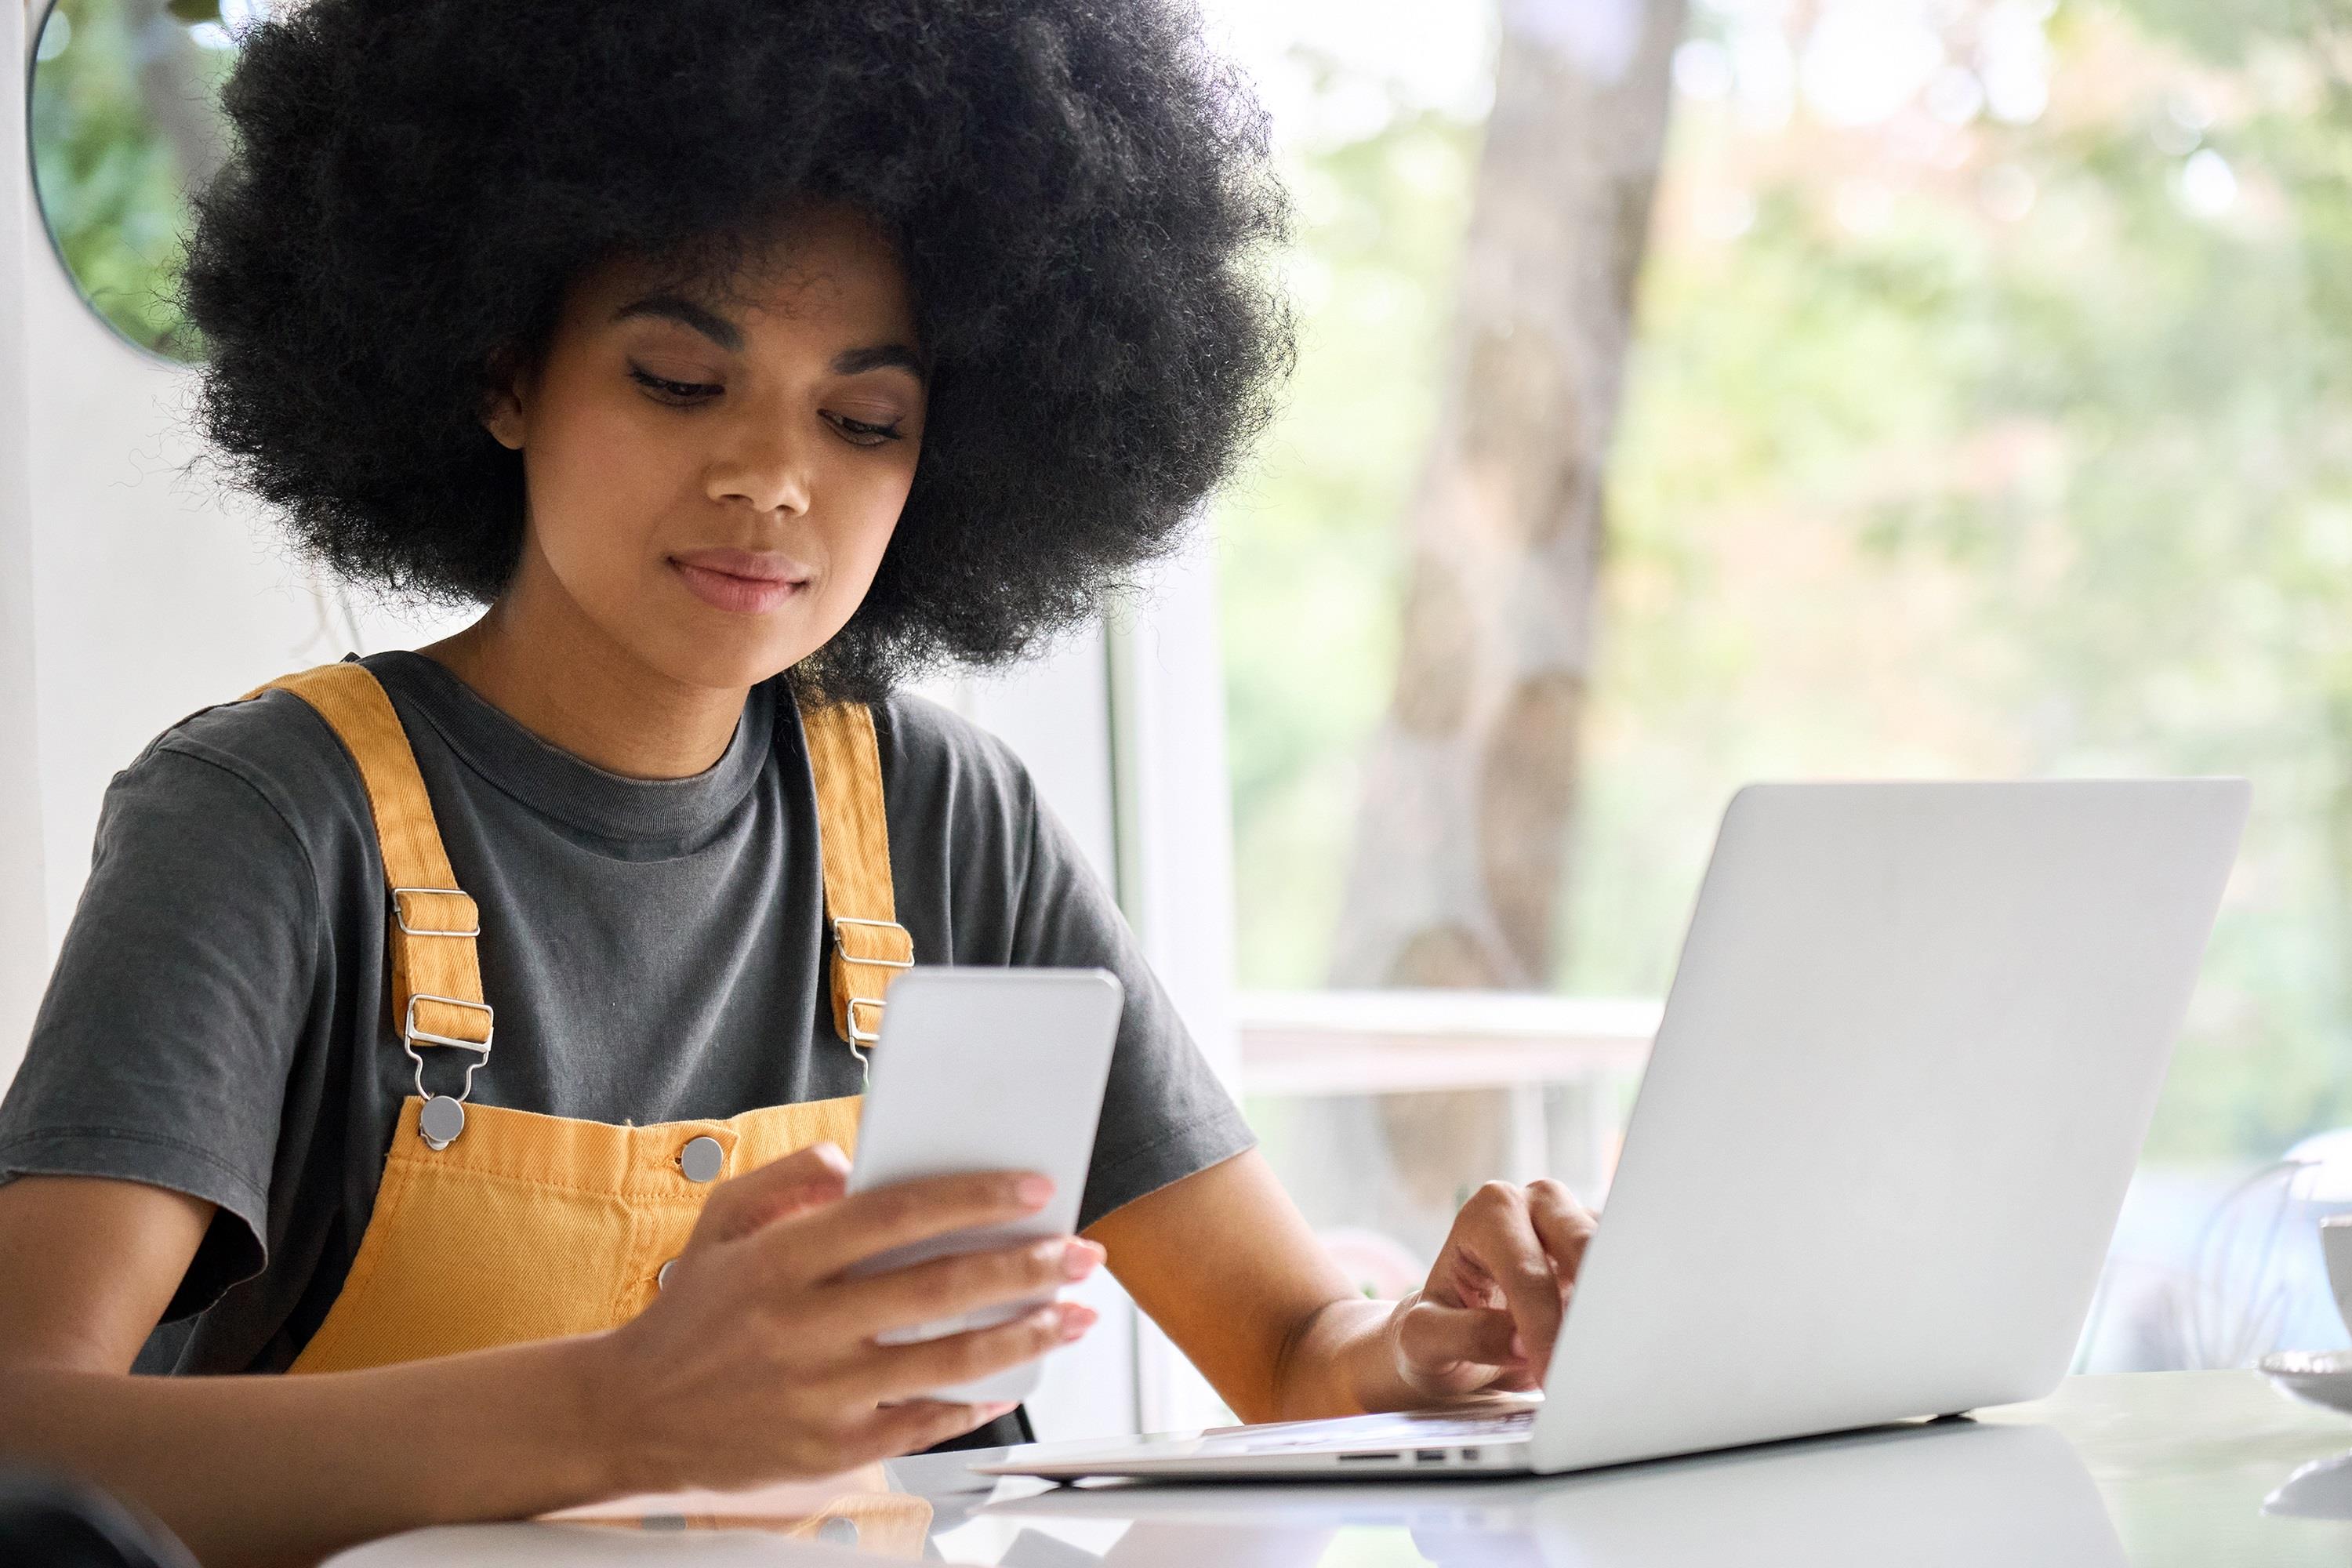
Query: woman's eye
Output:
[[828, 412, 906, 447], [629, 366, 720, 404], [628, 365, 903, 445]]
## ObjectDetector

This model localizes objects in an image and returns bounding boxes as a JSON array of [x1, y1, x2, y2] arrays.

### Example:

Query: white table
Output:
[[328, 1371, 2352, 1566]]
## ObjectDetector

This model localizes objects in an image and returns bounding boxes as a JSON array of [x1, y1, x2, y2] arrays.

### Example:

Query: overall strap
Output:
[[800, 701, 913, 1049], [245, 662, 904, 1071], [242, 663, 493, 1123]]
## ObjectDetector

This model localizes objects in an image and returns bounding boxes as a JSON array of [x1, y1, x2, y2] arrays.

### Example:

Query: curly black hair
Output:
[[176, 0, 1292, 700]]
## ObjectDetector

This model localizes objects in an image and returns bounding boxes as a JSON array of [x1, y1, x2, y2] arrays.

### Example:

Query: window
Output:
[[1214, 0, 2352, 1369]]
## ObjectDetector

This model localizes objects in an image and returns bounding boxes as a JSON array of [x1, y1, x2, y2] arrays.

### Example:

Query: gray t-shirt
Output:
[[0, 649, 1253, 1375]]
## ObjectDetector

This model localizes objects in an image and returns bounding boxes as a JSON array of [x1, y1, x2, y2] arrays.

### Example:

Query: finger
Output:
[[1397, 1299, 1519, 1374], [768, 1170, 1054, 1287], [827, 1236, 1104, 1337], [833, 1301, 1093, 1404], [842, 1399, 1022, 1464], [1525, 1180, 1597, 1301], [690, 1142, 851, 1249], [1460, 1184, 1566, 1379]]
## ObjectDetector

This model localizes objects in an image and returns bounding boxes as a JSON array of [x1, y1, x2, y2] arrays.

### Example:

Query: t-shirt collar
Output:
[[361, 649, 772, 848]]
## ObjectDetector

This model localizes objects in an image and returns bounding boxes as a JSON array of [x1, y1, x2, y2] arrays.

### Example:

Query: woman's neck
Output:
[[416, 570, 750, 782]]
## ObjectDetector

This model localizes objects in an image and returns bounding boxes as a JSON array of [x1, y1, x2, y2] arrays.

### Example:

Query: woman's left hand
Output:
[[1383, 1178, 1598, 1399]]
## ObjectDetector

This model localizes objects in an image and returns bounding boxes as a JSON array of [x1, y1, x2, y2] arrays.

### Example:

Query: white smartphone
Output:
[[844, 964, 1126, 1405]]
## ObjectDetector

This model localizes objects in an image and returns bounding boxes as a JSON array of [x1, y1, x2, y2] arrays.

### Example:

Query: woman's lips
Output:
[[667, 551, 808, 615]]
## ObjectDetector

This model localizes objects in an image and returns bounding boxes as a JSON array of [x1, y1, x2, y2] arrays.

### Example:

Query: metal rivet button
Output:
[[657, 1258, 677, 1290], [419, 1095, 466, 1149], [679, 1135, 724, 1183]]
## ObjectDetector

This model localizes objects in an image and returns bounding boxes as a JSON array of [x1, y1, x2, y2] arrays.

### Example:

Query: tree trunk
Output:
[[1330, 0, 1686, 997]]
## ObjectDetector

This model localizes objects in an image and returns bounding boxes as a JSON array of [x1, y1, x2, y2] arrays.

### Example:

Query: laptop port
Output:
[[1460, 1448, 1480, 1461], [1338, 1451, 1395, 1463], [1415, 1450, 1448, 1462]]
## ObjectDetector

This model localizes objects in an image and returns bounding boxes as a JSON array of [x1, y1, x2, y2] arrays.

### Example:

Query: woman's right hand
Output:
[[589, 1140, 1102, 1494]]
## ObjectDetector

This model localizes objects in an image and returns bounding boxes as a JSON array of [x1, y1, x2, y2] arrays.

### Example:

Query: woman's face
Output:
[[483, 204, 927, 691]]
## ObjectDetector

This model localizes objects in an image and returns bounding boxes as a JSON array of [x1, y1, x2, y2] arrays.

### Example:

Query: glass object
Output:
[[25, 0, 276, 363]]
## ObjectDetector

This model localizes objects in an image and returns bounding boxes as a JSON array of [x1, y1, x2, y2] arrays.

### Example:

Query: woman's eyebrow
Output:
[[608, 299, 922, 383], [832, 343, 927, 381], [610, 294, 743, 352]]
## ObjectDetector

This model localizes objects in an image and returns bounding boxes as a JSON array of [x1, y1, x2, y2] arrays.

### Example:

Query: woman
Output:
[[0, 2, 1596, 1563]]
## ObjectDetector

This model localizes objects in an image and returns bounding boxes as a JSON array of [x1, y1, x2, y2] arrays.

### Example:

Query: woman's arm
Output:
[[0, 1174, 618, 1567], [0, 1149, 1101, 1568], [1087, 1149, 1597, 1422]]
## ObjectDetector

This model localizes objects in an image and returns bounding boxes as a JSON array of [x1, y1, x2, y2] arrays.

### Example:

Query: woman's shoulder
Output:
[[865, 690, 1041, 818], [111, 663, 379, 857]]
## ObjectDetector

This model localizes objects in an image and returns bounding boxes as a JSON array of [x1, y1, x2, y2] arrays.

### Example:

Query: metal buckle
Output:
[[401, 993, 494, 1150], [404, 993, 495, 1053], [844, 996, 886, 1088], [390, 887, 481, 938], [831, 916, 914, 971], [831, 921, 905, 1089]]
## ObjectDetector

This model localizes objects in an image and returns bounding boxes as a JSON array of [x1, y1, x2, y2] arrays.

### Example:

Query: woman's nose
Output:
[[704, 410, 815, 517]]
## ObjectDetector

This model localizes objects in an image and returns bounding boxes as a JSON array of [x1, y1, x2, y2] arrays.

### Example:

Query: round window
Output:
[[25, 1, 278, 365]]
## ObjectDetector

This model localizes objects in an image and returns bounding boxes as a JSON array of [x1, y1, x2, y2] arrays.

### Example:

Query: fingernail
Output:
[[1510, 1331, 1527, 1360], [1058, 1302, 1097, 1341], [1059, 1240, 1098, 1280], [1015, 1174, 1054, 1207]]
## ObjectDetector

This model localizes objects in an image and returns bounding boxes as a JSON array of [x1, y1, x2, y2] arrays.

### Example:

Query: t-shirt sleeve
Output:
[[0, 737, 323, 1320], [1003, 792, 1258, 1229]]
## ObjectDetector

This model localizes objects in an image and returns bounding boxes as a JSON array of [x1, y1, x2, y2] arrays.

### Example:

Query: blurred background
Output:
[[13, 0, 2352, 1428], [1203, 0, 2352, 1378]]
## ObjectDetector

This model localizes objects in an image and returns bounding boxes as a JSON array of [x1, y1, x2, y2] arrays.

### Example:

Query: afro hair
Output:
[[177, 0, 1293, 699]]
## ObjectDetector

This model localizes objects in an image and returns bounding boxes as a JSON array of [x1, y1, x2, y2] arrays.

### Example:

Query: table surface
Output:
[[328, 1370, 2352, 1566]]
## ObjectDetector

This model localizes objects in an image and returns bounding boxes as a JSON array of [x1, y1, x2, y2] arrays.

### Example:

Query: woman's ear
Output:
[[480, 349, 529, 451]]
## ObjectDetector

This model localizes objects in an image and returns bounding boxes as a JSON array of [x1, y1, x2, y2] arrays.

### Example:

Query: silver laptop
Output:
[[981, 780, 2249, 1480]]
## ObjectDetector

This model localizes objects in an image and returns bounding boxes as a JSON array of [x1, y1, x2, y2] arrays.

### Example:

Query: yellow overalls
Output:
[[232, 660, 916, 1374]]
